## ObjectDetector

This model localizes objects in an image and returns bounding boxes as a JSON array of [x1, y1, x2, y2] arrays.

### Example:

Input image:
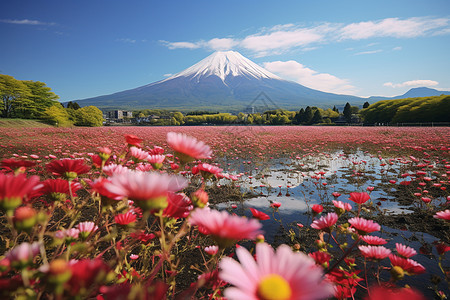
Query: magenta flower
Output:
[[395, 243, 417, 258], [147, 155, 165, 169], [358, 245, 391, 260], [219, 242, 333, 300], [349, 192, 370, 204], [196, 163, 223, 179], [167, 132, 212, 162], [311, 212, 338, 231], [104, 171, 188, 210], [361, 235, 387, 245], [348, 217, 380, 235], [311, 204, 323, 214], [6, 242, 41, 268], [189, 208, 263, 248], [434, 209, 450, 221]]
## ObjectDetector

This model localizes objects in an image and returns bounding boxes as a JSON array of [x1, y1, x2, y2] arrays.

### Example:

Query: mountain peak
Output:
[[163, 51, 282, 82]]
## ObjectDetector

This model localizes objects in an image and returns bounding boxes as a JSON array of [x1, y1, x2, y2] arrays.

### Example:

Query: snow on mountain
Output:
[[162, 51, 282, 83]]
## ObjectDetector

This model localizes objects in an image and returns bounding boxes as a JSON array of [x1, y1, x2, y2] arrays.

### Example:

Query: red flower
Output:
[[124, 134, 143, 147], [38, 178, 82, 199], [130, 230, 155, 244], [349, 192, 370, 204], [1, 158, 36, 172], [114, 211, 137, 225], [309, 251, 331, 267], [162, 192, 193, 219], [389, 254, 426, 275], [365, 286, 425, 300], [46, 158, 90, 179], [67, 259, 110, 296], [311, 204, 324, 214], [249, 207, 270, 220], [0, 174, 40, 211]]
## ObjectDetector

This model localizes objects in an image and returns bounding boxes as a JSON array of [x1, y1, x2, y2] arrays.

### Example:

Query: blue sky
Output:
[[1, 0, 449, 102]]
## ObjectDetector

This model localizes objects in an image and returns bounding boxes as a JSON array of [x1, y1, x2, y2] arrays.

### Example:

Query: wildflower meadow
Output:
[[0, 126, 448, 299]]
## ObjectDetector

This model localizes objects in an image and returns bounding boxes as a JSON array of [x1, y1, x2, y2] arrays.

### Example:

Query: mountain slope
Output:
[[368, 87, 450, 101], [72, 51, 363, 111]]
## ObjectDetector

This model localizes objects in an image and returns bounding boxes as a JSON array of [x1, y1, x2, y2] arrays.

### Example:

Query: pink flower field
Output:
[[0, 125, 448, 299]]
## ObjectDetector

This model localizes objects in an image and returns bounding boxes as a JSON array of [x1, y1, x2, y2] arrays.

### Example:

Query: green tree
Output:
[[172, 111, 184, 125], [0, 74, 32, 118], [304, 106, 313, 124], [42, 104, 73, 127], [66, 101, 81, 110], [343, 102, 352, 123], [311, 109, 323, 124], [22, 80, 59, 118], [363, 101, 370, 109], [74, 106, 104, 127]]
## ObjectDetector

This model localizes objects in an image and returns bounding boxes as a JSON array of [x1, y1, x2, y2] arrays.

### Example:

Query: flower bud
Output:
[[13, 206, 37, 232]]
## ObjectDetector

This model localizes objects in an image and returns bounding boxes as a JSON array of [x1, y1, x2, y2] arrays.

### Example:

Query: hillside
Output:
[[0, 119, 53, 128]]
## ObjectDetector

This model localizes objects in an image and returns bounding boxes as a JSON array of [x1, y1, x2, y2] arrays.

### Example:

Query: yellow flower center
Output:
[[257, 274, 292, 300]]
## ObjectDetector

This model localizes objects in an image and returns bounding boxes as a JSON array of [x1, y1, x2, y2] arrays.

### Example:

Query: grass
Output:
[[0, 118, 53, 128]]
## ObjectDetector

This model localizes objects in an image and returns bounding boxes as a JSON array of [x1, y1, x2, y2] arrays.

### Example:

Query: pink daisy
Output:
[[332, 200, 352, 215], [348, 217, 380, 235], [189, 208, 263, 248], [395, 243, 417, 258], [349, 192, 370, 204], [204, 245, 219, 256], [146, 155, 165, 169], [358, 245, 391, 260], [434, 209, 450, 221], [196, 163, 223, 179], [219, 242, 334, 300], [167, 132, 212, 162], [104, 171, 188, 210], [129, 147, 150, 161], [102, 164, 130, 176], [361, 236, 387, 245], [389, 254, 426, 275], [6, 242, 41, 268], [76, 221, 98, 239], [311, 212, 338, 232], [55, 228, 80, 241]]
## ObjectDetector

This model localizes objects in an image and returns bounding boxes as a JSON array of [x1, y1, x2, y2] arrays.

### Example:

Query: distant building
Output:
[[106, 110, 133, 120]]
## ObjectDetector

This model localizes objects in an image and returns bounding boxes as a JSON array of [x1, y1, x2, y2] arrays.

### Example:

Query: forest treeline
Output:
[[0, 74, 103, 126], [360, 95, 449, 124]]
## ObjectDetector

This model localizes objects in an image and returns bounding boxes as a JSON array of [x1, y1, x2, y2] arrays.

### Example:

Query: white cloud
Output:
[[263, 60, 357, 94], [354, 49, 383, 55], [161, 16, 450, 57], [206, 38, 237, 51], [392, 46, 402, 51], [160, 40, 201, 49], [163, 73, 173, 77], [339, 17, 449, 40], [383, 80, 439, 88], [0, 19, 55, 26]]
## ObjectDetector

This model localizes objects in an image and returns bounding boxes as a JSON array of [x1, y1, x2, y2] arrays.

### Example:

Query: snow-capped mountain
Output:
[[73, 51, 365, 111], [162, 51, 282, 82]]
